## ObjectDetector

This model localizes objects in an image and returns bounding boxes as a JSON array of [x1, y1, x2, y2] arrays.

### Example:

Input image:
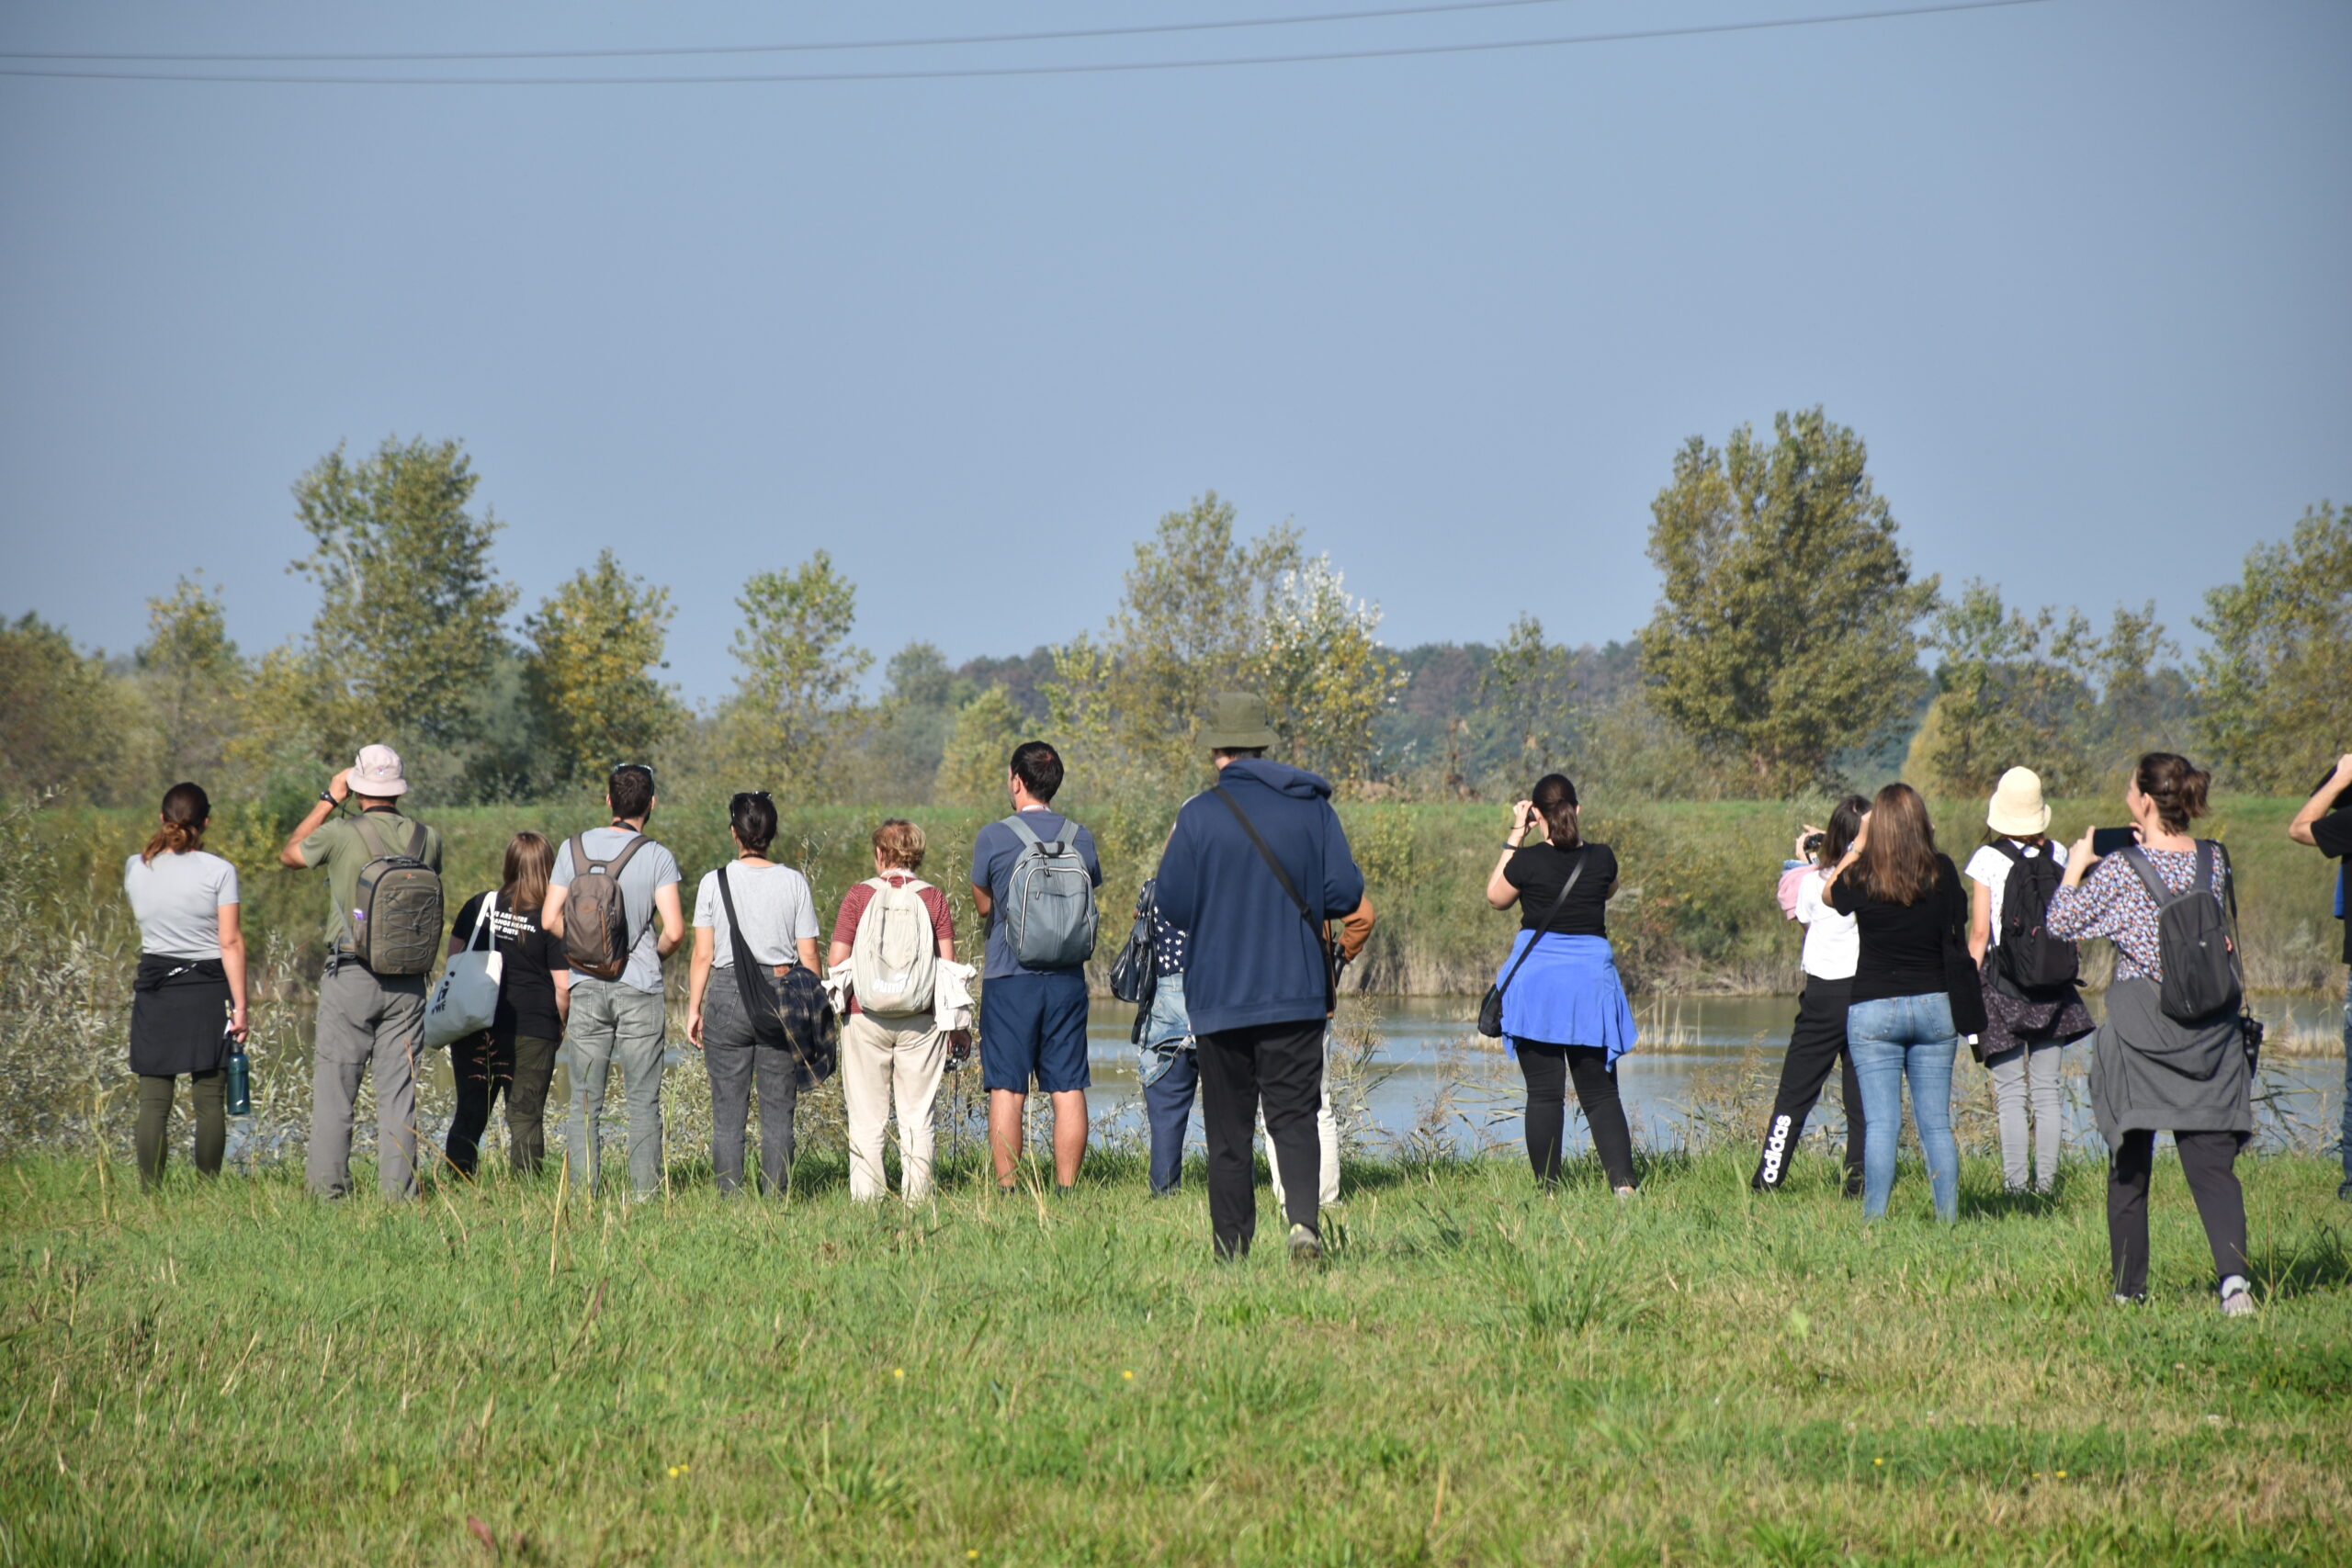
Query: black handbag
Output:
[[1108, 875, 1159, 1007], [1476, 851, 1586, 1038], [1939, 864, 1990, 1039], [716, 865, 837, 1081]]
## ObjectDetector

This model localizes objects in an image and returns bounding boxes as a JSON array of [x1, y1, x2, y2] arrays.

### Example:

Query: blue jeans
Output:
[[1143, 1050, 1199, 1194], [1847, 992, 1960, 1223]]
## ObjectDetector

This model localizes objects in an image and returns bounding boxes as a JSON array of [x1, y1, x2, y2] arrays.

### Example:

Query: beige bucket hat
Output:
[[1985, 766, 2050, 837], [350, 744, 410, 797]]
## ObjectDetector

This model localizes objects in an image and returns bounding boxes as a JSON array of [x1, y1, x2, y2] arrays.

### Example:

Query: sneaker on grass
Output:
[[2219, 1276, 2256, 1319], [1287, 1223, 1322, 1265]]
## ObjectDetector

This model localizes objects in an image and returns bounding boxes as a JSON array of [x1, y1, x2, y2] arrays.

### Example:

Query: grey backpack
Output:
[[346, 815, 443, 976], [1000, 814, 1098, 969]]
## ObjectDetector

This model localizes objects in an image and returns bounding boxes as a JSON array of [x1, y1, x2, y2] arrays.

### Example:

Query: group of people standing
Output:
[[1740, 750, 2352, 1315], [117, 713, 2352, 1293]]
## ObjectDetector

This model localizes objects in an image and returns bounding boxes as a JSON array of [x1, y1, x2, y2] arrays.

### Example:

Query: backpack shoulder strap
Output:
[[569, 832, 596, 875], [1991, 838, 2027, 865], [600, 832, 649, 879], [1002, 813, 1045, 850], [2120, 845, 2174, 907], [352, 813, 390, 862], [406, 820, 429, 863]]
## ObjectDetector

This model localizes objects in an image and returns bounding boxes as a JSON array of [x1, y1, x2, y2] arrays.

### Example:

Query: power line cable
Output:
[[0, 0, 2062, 85], [1, 0, 1595, 63]]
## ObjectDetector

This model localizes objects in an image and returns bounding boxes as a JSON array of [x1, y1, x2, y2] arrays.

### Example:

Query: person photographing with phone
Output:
[[2048, 751, 2256, 1314], [1752, 795, 1871, 1196], [1485, 773, 1638, 1196]]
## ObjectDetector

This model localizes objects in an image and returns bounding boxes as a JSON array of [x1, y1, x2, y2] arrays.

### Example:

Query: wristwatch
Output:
[[320, 789, 338, 806]]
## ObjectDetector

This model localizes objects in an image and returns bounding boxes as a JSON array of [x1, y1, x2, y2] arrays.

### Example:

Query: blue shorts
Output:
[[978, 969, 1091, 1094]]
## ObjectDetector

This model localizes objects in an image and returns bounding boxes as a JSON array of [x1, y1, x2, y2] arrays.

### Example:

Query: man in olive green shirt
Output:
[[278, 744, 445, 1200]]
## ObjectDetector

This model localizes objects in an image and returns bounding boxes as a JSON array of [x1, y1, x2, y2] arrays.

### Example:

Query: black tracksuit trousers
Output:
[[2107, 1128, 2248, 1300], [1197, 1019, 1325, 1258], [1752, 976, 1865, 1193]]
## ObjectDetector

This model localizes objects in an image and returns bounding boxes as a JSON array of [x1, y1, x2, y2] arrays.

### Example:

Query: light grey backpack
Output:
[[1000, 815, 1098, 970]]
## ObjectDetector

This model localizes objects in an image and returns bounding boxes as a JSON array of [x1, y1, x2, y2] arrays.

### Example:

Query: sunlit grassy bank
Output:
[[5, 1147, 2348, 1566]]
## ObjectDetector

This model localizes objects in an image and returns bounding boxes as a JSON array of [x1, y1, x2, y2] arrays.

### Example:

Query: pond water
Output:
[[1075, 993, 2348, 1160]]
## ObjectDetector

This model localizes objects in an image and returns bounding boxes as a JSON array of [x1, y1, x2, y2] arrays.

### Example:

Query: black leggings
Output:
[[1515, 1040, 1637, 1190], [2108, 1129, 2248, 1299], [1752, 976, 1864, 1192]]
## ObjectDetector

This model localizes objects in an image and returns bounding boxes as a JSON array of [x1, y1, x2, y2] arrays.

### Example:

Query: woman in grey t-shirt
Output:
[[685, 792, 820, 1195], [120, 783, 247, 1187]]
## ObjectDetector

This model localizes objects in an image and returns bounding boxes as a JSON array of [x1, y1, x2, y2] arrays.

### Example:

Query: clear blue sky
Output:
[[3, 0, 2346, 703]]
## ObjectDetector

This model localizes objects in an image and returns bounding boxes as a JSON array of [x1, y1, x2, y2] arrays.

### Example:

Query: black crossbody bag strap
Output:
[[1214, 786, 1339, 1013], [1493, 852, 1588, 1005], [716, 865, 793, 1048]]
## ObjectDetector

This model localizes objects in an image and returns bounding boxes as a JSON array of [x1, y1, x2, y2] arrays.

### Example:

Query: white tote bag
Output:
[[424, 889, 505, 1048]]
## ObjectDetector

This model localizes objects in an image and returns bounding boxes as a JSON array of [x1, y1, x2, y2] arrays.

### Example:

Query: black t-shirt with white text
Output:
[[450, 892, 569, 1043], [1503, 841, 1618, 939], [2312, 808, 2352, 964]]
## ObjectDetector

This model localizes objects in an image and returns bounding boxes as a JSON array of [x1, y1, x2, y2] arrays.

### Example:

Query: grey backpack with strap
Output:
[[346, 815, 443, 976], [1000, 814, 1098, 969]]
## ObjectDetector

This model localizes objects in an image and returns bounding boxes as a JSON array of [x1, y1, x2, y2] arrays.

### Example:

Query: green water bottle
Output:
[[225, 1039, 252, 1117]]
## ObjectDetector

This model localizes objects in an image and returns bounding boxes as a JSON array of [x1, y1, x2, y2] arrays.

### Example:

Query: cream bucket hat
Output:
[[1985, 766, 2051, 837]]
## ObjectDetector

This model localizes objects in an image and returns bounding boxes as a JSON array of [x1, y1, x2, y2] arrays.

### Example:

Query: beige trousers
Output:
[[840, 1010, 947, 1202]]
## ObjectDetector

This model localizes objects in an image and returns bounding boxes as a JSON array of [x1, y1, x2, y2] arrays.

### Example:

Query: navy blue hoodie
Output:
[[1153, 758, 1366, 1034]]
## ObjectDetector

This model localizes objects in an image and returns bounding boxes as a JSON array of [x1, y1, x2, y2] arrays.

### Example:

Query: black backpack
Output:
[[1991, 840, 2079, 995], [2120, 841, 2242, 1025]]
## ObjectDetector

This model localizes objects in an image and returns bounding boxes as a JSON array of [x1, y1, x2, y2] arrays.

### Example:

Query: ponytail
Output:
[[141, 782, 210, 864], [2133, 752, 2211, 836], [1531, 773, 1582, 849]]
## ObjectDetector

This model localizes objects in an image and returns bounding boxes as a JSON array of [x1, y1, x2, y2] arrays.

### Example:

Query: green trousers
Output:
[[136, 1070, 225, 1188]]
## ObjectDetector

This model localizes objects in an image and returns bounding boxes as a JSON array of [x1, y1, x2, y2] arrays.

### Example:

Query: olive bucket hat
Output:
[[1201, 692, 1279, 751]]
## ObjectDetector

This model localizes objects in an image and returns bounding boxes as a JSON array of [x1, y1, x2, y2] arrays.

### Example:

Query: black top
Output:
[[1503, 841, 1617, 938], [1827, 853, 1962, 1005], [450, 892, 569, 1043], [2312, 808, 2352, 964]]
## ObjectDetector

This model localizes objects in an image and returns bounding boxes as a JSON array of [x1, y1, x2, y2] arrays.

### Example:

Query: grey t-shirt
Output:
[[123, 850, 240, 960], [551, 827, 683, 994], [693, 863, 820, 969]]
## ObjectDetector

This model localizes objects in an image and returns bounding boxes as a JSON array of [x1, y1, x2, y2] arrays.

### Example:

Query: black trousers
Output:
[[1197, 1019, 1325, 1258], [2108, 1129, 2248, 1299], [1515, 1041, 1638, 1190], [1752, 977, 1865, 1192], [447, 1032, 560, 1178]]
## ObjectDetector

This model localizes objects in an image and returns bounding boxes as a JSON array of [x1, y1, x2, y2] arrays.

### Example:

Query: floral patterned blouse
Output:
[[2045, 844, 2229, 983]]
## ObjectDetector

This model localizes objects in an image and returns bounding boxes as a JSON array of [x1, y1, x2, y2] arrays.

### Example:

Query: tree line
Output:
[[5, 412, 2345, 815]]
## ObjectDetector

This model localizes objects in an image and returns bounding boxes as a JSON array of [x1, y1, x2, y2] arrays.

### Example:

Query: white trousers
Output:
[[1261, 1032, 1340, 1210], [840, 1010, 947, 1202]]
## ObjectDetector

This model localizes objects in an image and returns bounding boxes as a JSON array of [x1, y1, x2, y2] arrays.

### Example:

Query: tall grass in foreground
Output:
[[3, 1146, 2348, 1567]]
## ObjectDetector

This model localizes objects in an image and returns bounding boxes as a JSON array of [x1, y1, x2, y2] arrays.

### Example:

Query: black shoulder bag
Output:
[[715, 865, 837, 1081], [1937, 859, 1991, 1039], [1213, 787, 1342, 1015], [1476, 850, 1586, 1039]]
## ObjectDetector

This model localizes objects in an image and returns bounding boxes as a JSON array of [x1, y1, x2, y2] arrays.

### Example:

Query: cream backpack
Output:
[[850, 875, 939, 1017]]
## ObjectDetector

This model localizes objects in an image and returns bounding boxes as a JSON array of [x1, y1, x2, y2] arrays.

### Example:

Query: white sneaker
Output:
[[2219, 1276, 2255, 1318], [1287, 1223, 1323, 1265]]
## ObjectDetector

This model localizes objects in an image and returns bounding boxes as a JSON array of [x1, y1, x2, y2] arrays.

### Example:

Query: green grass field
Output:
[[6, 1147, 2348, 1566]]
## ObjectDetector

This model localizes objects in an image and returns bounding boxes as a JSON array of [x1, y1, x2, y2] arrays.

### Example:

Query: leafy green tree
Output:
[[1246, 558, 1405, 786], [729, 551, 871, 792], [288, 436, 517, 761], [136, 575, 246, 785], [523, 549, 685, 788], [1638, 409, 1939, 795], [934, 685, 1028, 806], [1051, 492, 1306, 793], [884, 642, 956, 709], [1479, 614, 1576, 783], [0, 615, 149, 805], [2194, 502, 2351, 790]]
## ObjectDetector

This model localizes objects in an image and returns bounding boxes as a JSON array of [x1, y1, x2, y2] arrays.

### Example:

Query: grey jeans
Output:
[[1985, 1039, 2064, 1194], [702, 971, 803, 1196], [564, 978, 669, 1197], [308, 960, 426, 1201]]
